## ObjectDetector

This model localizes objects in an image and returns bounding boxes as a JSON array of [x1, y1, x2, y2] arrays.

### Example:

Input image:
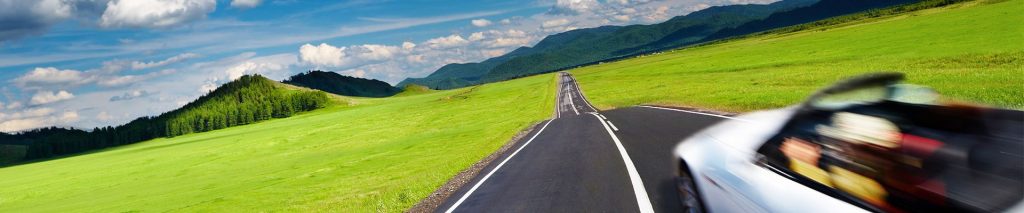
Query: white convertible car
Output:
[[674, 73, 1024, 213]]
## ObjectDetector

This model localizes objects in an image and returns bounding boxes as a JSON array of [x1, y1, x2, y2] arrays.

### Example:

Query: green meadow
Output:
[[572, 0, 1023, 112], [0, 74, 555, 212]]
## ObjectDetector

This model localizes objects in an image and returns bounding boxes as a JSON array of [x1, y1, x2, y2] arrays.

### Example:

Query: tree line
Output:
[[1, 75, 332, 162]]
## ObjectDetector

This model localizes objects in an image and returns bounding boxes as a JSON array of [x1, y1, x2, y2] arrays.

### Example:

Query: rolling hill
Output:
[[283, 71, 401, 97], [0, 75, 334, 164]]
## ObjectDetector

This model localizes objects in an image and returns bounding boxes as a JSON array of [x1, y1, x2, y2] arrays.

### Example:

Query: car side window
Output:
[[756, 102, 1024, 213]]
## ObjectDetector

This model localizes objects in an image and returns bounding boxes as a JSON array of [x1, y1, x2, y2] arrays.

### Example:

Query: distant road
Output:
[[437, 73, 727, 212]]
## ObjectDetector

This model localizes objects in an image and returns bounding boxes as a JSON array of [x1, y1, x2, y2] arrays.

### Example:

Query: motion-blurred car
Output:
[[674, 73, 1024, 213]]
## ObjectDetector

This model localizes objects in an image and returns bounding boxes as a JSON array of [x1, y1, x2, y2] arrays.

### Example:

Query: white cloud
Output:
[[30, 90, 75, 105], [468, 32, 486, 41], [542, 18, 572, 29], [299, 43, 401, 69], [99, 0, 217, 28], [402, 41, 416, 50], [499, 18, 512, 25], [0, 107, 79, 132], [131, 53, 200, 70], [96, 111, 113, 121], [0, 118, 46, 132], [299, 43, 346, 67], [424, 34, 469, 49], [471, 19, 492, 27], [6, 102, 23, 110], [225, 53, 297, 80], [12, 67, 91, 90], [550, 0, 599, 15], [60, 111, 79, 122], [230, 0, 262, 9]]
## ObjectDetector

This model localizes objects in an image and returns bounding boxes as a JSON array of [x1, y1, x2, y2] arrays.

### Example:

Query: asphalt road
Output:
[[437, 73, 726, 213]]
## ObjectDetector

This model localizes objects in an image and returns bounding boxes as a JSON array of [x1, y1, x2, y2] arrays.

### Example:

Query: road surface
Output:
[[438, 73, 728, 213]]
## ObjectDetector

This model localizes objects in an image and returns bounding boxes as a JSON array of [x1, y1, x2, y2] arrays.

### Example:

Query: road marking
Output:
[[557, 77, 565, 118], [567, 74, 599, 112], [599, 114, 607, 120], [445, 120, 555, 213], [566, 90, 580, 115], [608, 121, 619, 131], [590, 113, 655, 213], [639, 105, 753, 122]]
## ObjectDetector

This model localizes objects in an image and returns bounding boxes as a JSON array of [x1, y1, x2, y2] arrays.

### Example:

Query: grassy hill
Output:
[[0, 73, 556, 212], [572, 0, 1023, 112], [1, 75, 334, 164], [283, 71, 401, 97]]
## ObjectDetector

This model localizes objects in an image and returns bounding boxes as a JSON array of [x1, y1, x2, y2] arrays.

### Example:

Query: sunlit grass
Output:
[[573, 0, 1023, 112]]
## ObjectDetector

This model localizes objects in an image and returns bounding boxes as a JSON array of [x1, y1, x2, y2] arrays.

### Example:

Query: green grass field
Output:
[[572, 0, 1024, 112], [0, 74, 555, 212]]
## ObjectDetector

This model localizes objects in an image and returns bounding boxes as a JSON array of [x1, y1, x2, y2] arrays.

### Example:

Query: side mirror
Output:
[[803, 72, 905, 110]]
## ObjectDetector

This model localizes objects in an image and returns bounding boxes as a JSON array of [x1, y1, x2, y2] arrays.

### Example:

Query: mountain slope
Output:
[[698, 0, 917, 42], [482, 0, 917, 83], [402, 0, 819, 88], [396, 26, 624, 89], [1, 75, 334, 163], [283, 71, 400, 97]]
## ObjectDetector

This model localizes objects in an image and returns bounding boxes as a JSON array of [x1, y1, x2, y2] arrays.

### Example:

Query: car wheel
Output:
[[677, 166, 706, 213]]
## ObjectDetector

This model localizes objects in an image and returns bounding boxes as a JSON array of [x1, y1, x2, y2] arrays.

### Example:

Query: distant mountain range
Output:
[[398, 0, 916, 90], [283, 71, 401, 97]]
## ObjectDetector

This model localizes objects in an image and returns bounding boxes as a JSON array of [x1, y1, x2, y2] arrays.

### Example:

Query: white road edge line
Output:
[[638, 105, 753, 122], [590, 113, 655, 213], [445, 119, 555, 213], [557, 76, 565, 118], [608, 121, 619, 131], [567, 90, 580, 115], [568, 74, 599, 112]]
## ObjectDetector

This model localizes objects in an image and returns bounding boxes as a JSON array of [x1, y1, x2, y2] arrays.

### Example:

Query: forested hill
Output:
[[283, 70, 401, 97], [0, 75, 333, 164]]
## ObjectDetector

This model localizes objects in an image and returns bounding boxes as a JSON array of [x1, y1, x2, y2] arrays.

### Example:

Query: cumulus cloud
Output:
[[402, 41, 416, 50], [300, 43, 403, 69], [30, 90, 75, 105], [12, 67, 91, 90], [0, 107, 79, 132], [468, 32, 486, 41], [299, 43, 346, 67], [550, 0, 599, 15], [230, 0, 261, 9], [471, 19, 492, 27], [99, 0, 217, 28], [424, 34, 469, 49]]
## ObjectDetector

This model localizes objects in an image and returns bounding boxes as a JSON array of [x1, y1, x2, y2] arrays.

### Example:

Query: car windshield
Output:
[[756, 100, 1024, 212]]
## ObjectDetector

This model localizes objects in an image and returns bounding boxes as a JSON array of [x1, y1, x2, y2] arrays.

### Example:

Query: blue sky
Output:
[[0, 0, 772, 132]]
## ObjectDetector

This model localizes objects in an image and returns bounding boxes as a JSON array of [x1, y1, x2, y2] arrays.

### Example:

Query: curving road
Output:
[[437, 73, 729, 213]]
